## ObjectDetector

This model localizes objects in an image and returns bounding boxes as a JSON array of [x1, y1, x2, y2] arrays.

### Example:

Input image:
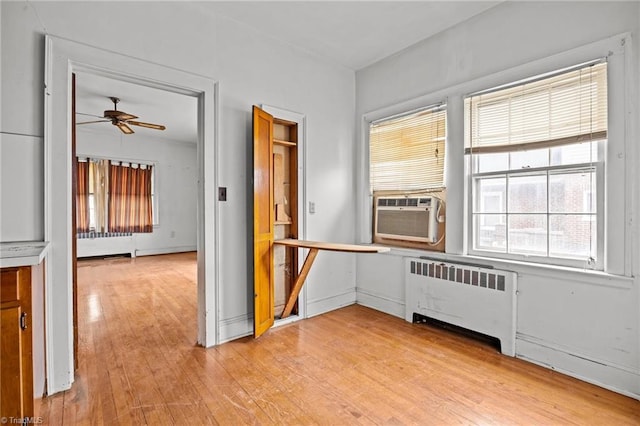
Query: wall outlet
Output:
[[309, 201, 315, 214], [170, 230, 176, 238]]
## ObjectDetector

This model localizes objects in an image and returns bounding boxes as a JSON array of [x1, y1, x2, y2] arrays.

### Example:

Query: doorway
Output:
[[72, 70, 200, 368], [44, 36, 219, 395]]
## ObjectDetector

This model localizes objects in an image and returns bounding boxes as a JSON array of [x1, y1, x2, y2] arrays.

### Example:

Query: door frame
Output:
[[261, 104, 307, 326], [44, 35, 219, 395]]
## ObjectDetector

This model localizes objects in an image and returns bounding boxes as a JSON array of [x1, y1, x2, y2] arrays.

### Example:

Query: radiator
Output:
[[405, 258, 517, 356]]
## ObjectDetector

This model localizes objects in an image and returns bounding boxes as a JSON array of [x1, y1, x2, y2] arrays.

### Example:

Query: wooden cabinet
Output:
[[253, 105, 299, 337], [1, 266, 34, 419]]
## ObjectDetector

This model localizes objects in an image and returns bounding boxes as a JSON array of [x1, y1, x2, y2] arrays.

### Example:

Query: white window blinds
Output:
[[369, 105, 446, 192], [465, 61, 607, 154]]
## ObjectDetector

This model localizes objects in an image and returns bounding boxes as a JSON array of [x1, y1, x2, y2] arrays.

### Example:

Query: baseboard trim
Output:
[[516, 335, 640, 400], [355, 288, 405, 319], [219, 314, 252, 343], [135, 246, 196, 257], [307, 289, 356, 318]]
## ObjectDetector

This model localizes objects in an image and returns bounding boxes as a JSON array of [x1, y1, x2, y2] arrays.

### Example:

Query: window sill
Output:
[[365, 244, 633, 289]]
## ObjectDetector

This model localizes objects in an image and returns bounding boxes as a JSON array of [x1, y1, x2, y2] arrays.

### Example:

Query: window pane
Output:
[[508, 174, 547, 213], [549, 170, 596, 213], [508, 214, 547, 256], [475, 177, 506, 213], [475, 152, 509, 173], [550, 141, 599, 166], [549, 214, 596, 259], [474, 214, 506, 252], [88, 194, 96, 230], [510, 148, 549, 170]]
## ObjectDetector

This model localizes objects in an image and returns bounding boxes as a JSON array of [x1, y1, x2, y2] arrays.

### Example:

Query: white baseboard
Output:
[[516, 335, 640, 400], [219, 314, 252, 343], [307, 288, 357, 318], [135, 245, 196, 257], [355, 288, 405, 319], [218, 290, 357, 343]]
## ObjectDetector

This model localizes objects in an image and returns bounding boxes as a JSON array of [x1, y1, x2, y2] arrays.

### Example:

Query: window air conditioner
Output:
[[374, 195, 441, 243]]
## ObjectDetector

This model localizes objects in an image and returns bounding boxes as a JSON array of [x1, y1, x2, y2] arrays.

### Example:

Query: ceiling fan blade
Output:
[[116, 122, 135, 134], [77, 119, 110, 125], [127, 120, 166, 131]]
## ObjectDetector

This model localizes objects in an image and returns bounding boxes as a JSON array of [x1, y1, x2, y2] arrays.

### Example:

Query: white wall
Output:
[[355, 1, 640, 398], [76, 128, 197, 258], [0, 134, 43, 241], [1, 1, 356, 391]]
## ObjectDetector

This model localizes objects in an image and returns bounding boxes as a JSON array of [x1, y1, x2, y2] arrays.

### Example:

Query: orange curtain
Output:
[[76, 159, 90, 233], [108, 162, 153, 233]]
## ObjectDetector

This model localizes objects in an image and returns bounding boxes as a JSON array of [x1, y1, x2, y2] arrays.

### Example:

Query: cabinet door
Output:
[[253, 105, 275, 338], [1, 304, 25, 417]]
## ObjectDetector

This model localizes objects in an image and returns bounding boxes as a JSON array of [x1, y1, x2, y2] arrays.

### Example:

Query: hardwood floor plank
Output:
[[37, 253, 639, 425]]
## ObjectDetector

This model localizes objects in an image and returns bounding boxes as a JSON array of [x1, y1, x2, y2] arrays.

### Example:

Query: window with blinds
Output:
[[465, 61, 607, 155], [464, 60, 607, 267], [369, 105, 446, 193]]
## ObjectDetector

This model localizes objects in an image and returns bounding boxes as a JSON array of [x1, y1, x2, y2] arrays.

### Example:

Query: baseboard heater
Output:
[[405, 258, 517, 356]]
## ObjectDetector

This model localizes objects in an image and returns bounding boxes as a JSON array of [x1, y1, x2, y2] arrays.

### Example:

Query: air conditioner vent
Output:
[[374, 195, 441, 243]]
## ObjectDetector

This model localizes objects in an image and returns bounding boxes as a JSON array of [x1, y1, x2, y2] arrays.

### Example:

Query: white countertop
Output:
[[0, 241, 49, 268]]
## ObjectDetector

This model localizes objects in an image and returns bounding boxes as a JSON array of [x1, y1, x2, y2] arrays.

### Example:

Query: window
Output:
[[76, 157, 156, 234], [465, 61, 607, 267], [87, 159, 110, 233], [369, 104, 446, 193]]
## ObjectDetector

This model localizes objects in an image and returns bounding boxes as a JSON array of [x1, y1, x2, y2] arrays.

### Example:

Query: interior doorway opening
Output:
[[72, 70, 200, 368], [44, 35, 218, 395]]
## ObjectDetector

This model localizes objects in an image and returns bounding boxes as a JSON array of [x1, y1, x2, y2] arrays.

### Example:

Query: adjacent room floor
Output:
[[38, 252, 639, 425]]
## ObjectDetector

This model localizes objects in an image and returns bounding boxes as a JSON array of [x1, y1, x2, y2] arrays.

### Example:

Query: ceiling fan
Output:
[[77, 97, 166, 134]]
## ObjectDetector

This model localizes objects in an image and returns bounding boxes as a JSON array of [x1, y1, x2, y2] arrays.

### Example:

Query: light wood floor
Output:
[[38, 252, 639, 425]]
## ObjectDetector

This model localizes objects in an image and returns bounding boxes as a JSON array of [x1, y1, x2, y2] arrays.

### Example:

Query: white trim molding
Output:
[[44, 35, 219, 394]]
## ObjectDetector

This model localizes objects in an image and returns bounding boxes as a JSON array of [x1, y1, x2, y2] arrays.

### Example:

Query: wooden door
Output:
[[253, 106, 274, 337]]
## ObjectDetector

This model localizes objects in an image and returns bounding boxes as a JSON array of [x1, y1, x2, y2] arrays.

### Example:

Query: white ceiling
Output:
[[75, 72, 198, 143], [203, 1, 502, 70], [74, 1, 502, 143]]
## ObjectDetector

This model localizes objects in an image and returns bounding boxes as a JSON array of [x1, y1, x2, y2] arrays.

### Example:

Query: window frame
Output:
[[464, 60, 612, 270], [464, 61, 608, 269], [467, 157, 605, 269], [363, 102, 448, 247]]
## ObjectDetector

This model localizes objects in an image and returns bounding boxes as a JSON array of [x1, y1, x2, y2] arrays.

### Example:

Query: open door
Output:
[[253, 105, 274, 337]]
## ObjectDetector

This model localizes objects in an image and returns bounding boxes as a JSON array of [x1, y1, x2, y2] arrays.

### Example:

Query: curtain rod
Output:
[[76, 154, 155, 167]]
